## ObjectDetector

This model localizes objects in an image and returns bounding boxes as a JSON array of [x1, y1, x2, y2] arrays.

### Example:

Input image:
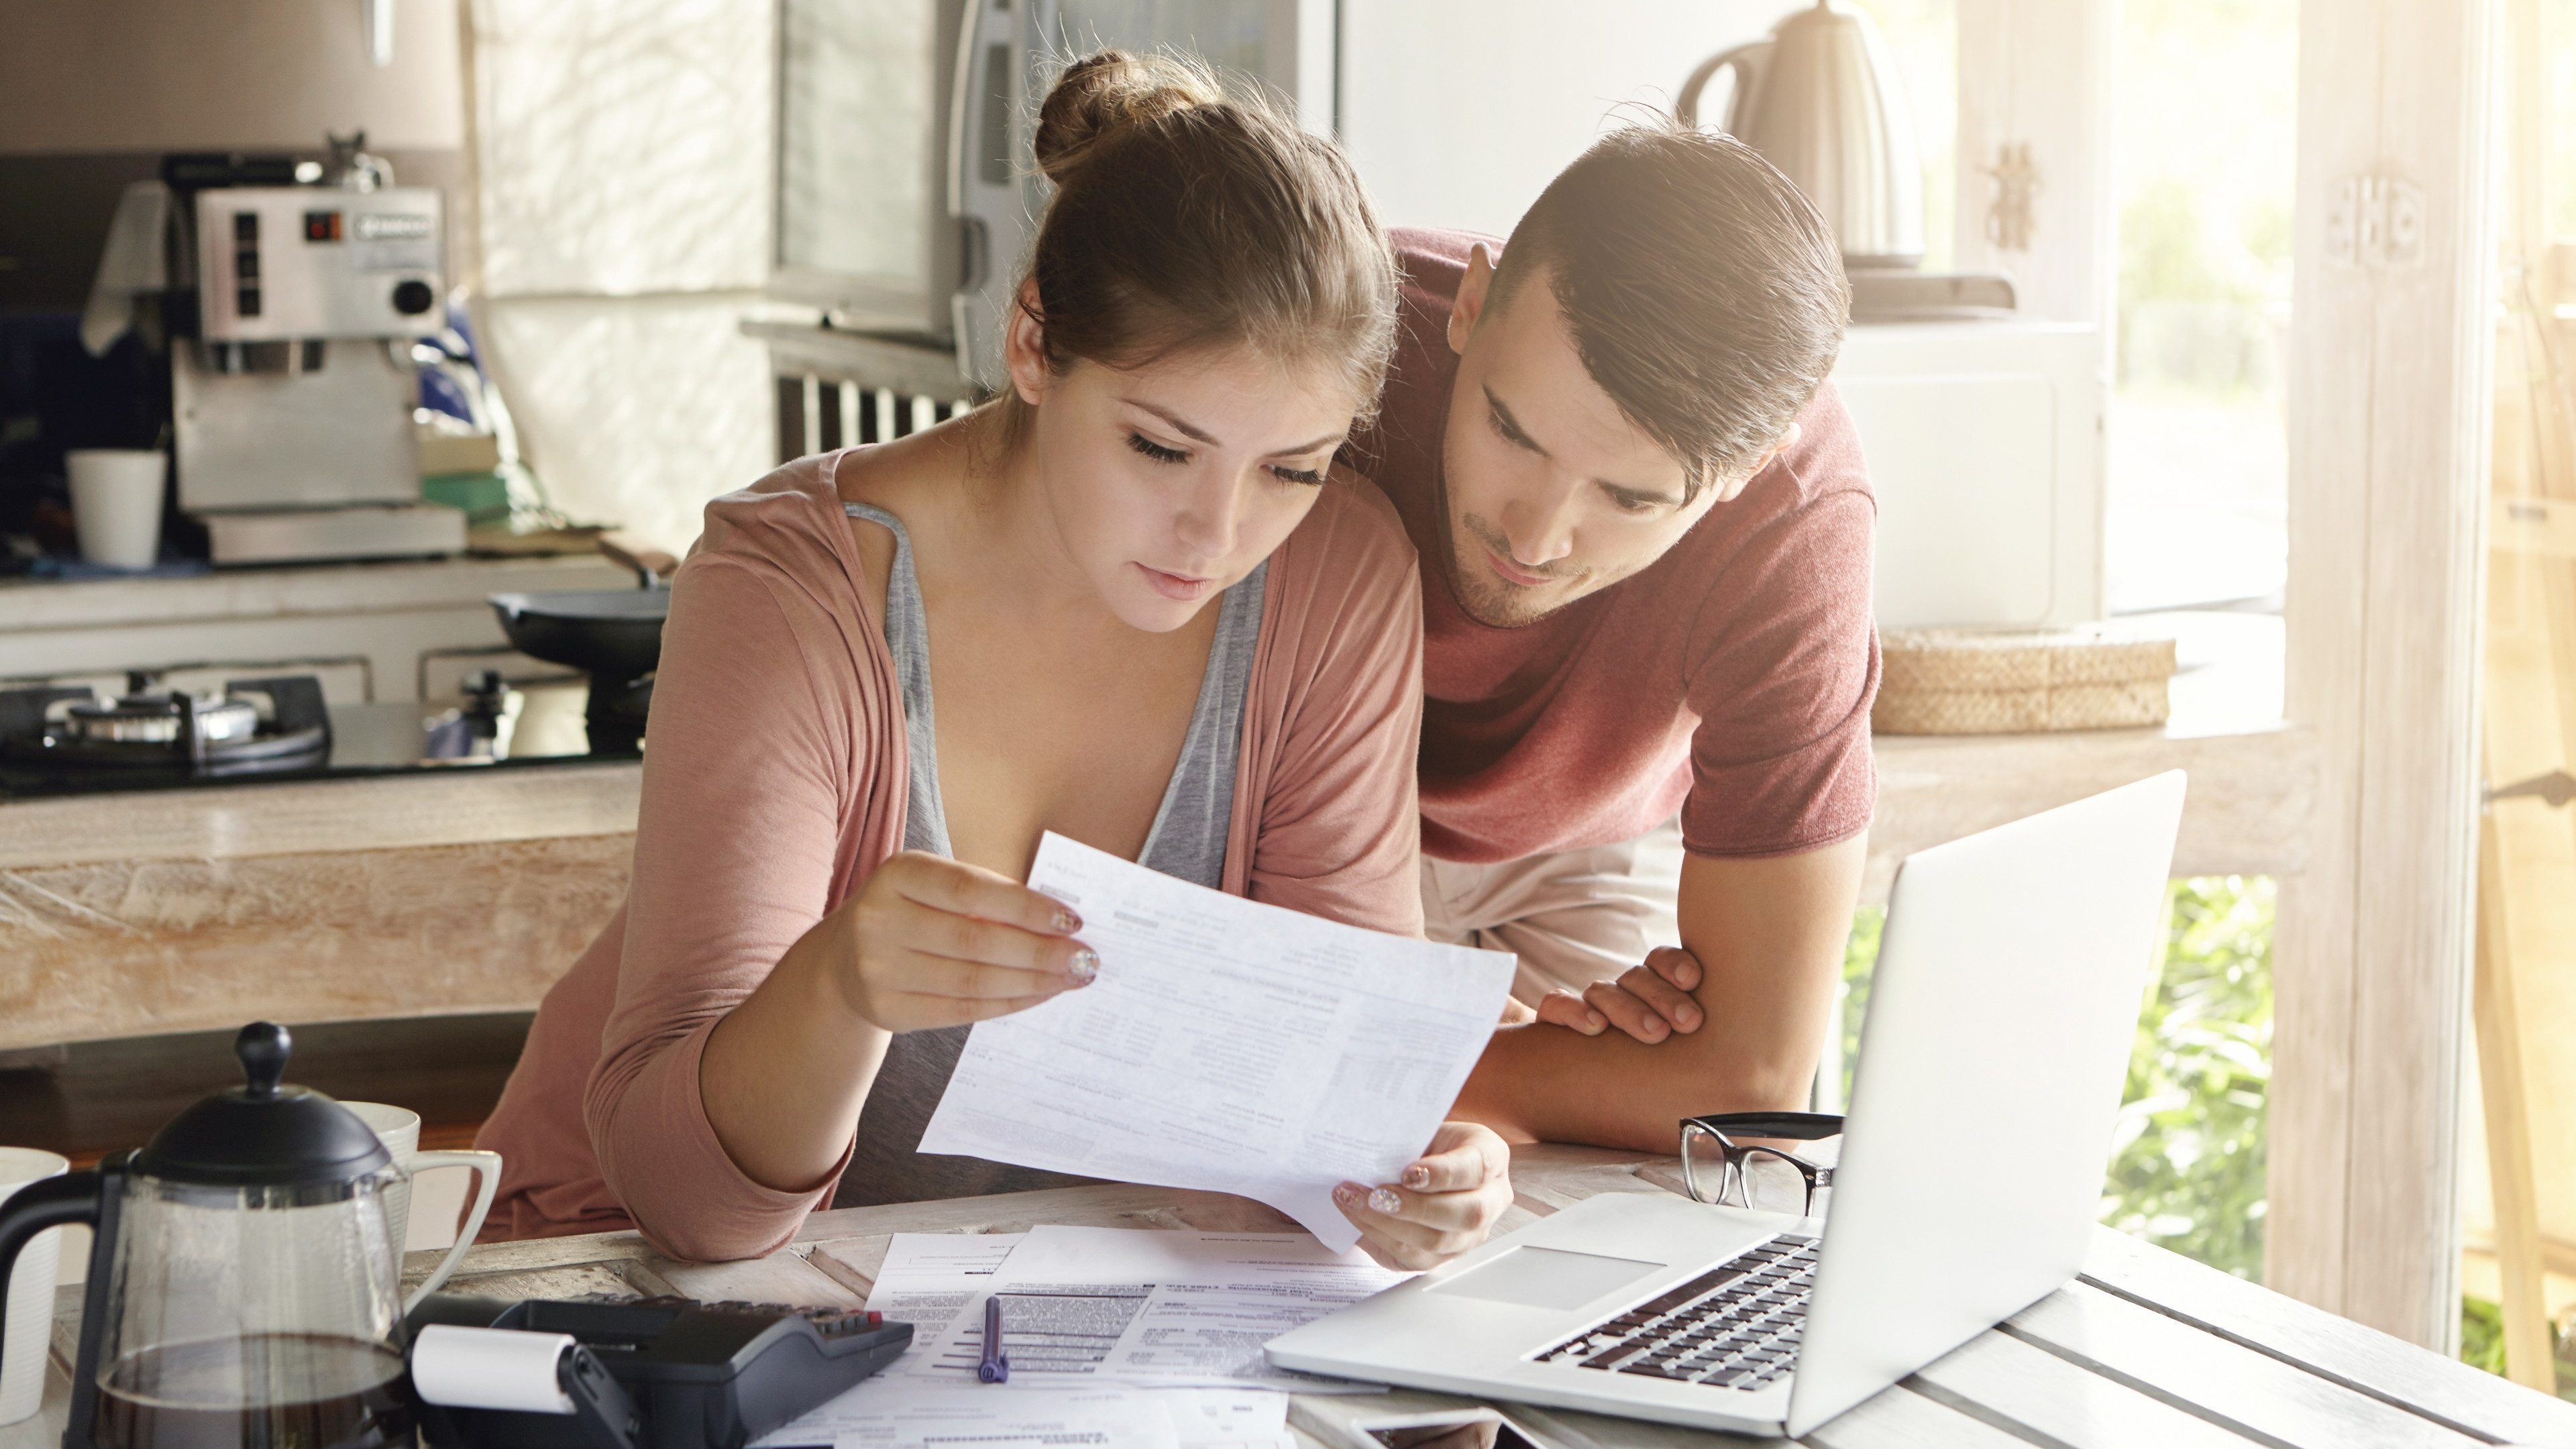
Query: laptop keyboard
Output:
[[1534, 1235, 1820, 1389]]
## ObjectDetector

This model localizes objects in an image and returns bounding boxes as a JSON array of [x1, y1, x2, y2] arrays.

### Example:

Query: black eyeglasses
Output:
[[1679, 1112, 1843, 1216]]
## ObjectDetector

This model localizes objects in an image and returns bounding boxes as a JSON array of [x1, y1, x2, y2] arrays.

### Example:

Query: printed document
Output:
[[851, 1232, 1021, 1342], [756, 1383, 1181, 1448], [920, 834, 1515, 1250], [755, 1233, 1308, 1447], [888, 1227, 1407, 1393]]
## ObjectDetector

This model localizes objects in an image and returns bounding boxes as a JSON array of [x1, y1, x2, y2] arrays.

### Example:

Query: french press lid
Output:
[[131, 1022, 393, 1187]]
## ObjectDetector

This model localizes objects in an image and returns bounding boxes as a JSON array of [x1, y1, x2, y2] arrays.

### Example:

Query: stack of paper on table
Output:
[[753, 1229, 1413, 1448], [922, 834, 1517, 1252]]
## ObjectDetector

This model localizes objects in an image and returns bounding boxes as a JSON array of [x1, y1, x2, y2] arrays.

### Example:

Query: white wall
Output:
[[0, 0, 464, 153], [470, 0, 767, 298], [1337, 0, 1801, 237], [464, 0, 775, 556]]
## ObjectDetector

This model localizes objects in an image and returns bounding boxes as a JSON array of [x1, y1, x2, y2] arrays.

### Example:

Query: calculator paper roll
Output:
[[409, 1325, 577, 1414]]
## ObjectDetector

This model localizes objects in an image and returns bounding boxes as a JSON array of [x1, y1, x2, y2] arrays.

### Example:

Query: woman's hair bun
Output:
[[1034, 50, 1224, 184]]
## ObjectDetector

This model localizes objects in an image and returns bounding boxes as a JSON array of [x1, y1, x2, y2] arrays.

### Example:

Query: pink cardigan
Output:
[[476, 453, 1427, 1260]]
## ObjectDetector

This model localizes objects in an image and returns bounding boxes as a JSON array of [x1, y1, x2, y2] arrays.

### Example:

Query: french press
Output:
[[0, 1023, 417, 1449]]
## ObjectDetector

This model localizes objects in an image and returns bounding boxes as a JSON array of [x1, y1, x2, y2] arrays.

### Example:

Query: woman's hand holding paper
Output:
[[830, 850, 1099, 1032], [1336, 1121, 1514, 1270]]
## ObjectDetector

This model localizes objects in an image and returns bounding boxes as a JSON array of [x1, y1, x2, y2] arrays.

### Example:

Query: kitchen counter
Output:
[[0, 759, 640, 872], [1870, 721, 2314, 900], [0, 763, 641, 1053], [0, 695, 2315, 1053]]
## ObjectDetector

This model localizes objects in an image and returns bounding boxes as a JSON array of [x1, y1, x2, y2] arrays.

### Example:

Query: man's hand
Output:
[[1334, 1122, 1513, 1270], [1454, 837, 1865, 1155], [1531, 947, 1707, 1042]]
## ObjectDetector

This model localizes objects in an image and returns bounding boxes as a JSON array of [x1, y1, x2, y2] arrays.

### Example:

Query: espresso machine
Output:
[[163, 143, 465, 564]]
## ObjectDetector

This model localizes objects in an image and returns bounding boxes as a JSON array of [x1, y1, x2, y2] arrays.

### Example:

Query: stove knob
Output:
[[392, 278, 435, 315]]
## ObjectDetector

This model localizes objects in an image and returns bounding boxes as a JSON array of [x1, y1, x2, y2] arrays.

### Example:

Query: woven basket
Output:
[[1874, 627, 2177, 735]]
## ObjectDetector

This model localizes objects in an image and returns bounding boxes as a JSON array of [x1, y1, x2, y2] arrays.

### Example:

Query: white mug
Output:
[[0, 1148, 68, 1426], [339, 1102, 500, 1311], [64, 449, 166, 570]]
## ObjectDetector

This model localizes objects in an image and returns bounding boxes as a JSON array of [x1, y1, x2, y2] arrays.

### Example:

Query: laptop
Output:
[[1267, 771, 2188, 1438]]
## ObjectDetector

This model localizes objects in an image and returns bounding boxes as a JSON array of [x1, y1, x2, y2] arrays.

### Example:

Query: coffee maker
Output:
[[162, 142, 465, 564]]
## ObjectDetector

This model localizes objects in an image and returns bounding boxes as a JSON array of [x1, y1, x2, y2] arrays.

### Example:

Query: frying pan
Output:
[[488, 586, 666, 682], [488, 534, 678, 751]]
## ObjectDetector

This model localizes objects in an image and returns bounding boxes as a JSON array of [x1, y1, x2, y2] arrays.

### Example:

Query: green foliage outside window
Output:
[[2460, 1296, 2576, 1401], [1838, 875, 2274, 1281], [2100, 877, 2274, 1279], [2463, 1293, 2510, 1376]]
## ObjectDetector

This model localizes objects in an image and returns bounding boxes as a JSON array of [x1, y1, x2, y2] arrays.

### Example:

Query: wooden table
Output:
[[16, 1144, 2574, 1448]]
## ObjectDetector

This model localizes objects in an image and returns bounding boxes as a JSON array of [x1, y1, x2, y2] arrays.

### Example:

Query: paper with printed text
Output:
[[920, 834, 1515, 1250]]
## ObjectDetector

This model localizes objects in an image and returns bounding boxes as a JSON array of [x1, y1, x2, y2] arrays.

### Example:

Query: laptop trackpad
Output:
[[1426, 1246, 1666, 1310]]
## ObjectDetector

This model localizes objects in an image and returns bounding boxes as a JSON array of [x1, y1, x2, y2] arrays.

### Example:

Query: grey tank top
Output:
[[833, 500, 1265, 1207]]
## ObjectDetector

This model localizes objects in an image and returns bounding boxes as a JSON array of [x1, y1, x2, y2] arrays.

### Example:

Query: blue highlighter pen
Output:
[[978, 1295, 1010, 1383]]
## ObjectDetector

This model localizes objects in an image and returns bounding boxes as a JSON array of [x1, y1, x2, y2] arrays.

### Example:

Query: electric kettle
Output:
[[1678, 0, 1927, 268], [0, 1023, 417, 1449]]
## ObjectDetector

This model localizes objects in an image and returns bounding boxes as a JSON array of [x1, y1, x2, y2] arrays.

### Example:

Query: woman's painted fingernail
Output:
[[1069, 949, 1099, 982], [1369, 1187, 1403, 1216], [1053, 906, 1082, 932], [1334, 1183, 1362, 1207], [1403, 1164, 1431, 1189]]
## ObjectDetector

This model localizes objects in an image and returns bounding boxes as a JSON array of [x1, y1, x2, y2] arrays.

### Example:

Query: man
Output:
[[1350, 125, 1876, 1155]]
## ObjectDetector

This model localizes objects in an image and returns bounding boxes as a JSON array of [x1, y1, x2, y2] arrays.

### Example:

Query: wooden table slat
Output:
[[411, 1227, 662, 1275], [2008, 1281, 2487, 1449], [2081, 1226, 2576, 1444], [437, 1259, 653, 1304], [1796, 1382, 2048, 1449], [648, 1249, 860, 1308], [1508, 1165, 1670, 1216], [1909, 1315, 2265, 1448], [790, 1181, 1279, 1245], [802, 1236, 897, 1299]]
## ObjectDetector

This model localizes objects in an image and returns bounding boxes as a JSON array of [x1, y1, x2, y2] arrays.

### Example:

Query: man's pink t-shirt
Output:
[[1347, 227, 1880, 865]]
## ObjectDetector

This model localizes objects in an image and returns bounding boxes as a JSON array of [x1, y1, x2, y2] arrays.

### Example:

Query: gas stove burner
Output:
[[62, 678, 263, 747], [0, 673, 333, 780]]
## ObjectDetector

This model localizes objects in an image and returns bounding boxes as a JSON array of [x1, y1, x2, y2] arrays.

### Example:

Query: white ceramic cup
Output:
[[339, 1102, 500, 1312], [0, 1148, 68, 1426], [64, 449, 167, 570]]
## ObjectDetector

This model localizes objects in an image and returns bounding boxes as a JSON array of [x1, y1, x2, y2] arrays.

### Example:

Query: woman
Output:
[[477, 52, 1513, 1269]]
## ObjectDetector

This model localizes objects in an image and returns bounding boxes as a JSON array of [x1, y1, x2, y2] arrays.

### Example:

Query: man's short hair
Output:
[[1490, 125, 1849, 497]]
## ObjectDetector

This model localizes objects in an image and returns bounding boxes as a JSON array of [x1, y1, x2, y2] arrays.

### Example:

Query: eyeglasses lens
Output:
[[1737, 1146, 1819, 1215], [1681, 1125, 1734, 1206]]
